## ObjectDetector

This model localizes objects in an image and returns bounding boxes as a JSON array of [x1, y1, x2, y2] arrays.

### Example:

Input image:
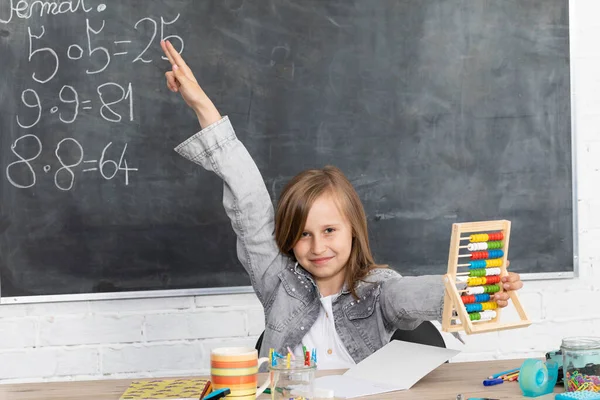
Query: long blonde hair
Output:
[[274, 166, 386, 298]]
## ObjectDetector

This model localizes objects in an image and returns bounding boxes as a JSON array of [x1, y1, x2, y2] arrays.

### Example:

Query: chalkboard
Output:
[[0, 0, 572, 299]]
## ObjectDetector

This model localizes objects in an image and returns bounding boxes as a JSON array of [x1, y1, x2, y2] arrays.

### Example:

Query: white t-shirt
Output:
[[294, 294, 356, 370]]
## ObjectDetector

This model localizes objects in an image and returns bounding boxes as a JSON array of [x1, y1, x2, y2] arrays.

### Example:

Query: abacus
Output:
[[442, 220, 531, 334]]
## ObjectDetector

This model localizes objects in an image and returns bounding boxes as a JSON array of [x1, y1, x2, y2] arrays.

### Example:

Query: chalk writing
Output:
[[4, 3, 184, 190]]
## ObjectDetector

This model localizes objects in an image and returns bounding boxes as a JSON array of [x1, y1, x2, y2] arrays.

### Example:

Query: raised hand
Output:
[[161, 40, 221, 128]]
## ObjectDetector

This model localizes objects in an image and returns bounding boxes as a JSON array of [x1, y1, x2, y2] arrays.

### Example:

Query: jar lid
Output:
[[561, 337, 600, 350]]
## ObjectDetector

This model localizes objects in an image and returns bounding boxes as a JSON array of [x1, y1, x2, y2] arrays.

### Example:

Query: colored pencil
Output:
[[488, 367, 519, 379]]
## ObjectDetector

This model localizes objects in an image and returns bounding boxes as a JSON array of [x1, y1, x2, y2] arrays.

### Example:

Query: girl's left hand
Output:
[[491, 270, 523, 308]]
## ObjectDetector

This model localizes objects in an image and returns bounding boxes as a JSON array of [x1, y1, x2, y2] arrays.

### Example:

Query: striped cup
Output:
[[210, 347, 269, 399]]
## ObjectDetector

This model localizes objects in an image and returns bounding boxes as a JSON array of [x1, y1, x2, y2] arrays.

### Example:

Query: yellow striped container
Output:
[[210, 347, 269, 399]]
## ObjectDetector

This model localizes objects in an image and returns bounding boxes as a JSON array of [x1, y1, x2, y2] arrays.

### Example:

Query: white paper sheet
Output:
[[314, 341, 460, 398], [313, 375, 404, 399]]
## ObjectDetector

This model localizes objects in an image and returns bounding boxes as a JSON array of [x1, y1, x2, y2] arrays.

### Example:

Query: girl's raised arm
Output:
[[161, 40, 287, 306]]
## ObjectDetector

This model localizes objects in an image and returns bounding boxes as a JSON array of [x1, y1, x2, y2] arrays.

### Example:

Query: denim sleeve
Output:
[[174, 116, 287, 306], [379, 272, 446, 330]]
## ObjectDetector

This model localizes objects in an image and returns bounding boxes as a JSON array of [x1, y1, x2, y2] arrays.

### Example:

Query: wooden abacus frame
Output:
[[442, 220, 531, 334]]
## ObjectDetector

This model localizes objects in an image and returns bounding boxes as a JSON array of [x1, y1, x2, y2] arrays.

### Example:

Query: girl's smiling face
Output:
[[292, 193, 353, 296]]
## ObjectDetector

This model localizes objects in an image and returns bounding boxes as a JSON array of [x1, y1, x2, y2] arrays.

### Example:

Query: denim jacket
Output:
[[175, 116, 447, 364]]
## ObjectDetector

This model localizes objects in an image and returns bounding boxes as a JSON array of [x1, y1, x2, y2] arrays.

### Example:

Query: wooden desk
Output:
[[0, 359, 564, 400]]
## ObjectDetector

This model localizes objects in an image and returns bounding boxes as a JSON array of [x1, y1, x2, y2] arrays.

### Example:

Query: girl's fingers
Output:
[[492, 292, 509, 301], [501, 272, 523, 290], [504, 280, 523, 291], [490, 292, 510, 308], [496, 299, 509, 308], [171, 64, 190, 84], [504, 272, 520, 282], [165, 40, 189, 69], [161, 40, 176, 66], [165, 41, 198, 83], [165, 71, 179, 92], [162, 40, 198, 85], [501, 272, 518, 283], [162, 42, 187, 91]]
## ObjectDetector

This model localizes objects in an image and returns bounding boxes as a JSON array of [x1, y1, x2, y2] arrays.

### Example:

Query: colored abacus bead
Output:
[[462, 295, 475, 304], [485, 275, 501, 285], [469, 267, 502, 277], [462, 294, 492, 304], [466, 275, 501, 286], [465, 301, 498, 313], [471, 251, 489, 260], [487, 249, 504, 259], [484, 284, 501, 293], [468, 310, 497, 321], [488, 232, 504, 241], [467, 241, 504, 251], [486, 259, 503, 267], [469, 260, 487, 269], [469, 233, 489, 242], [468, 232, 504, 242]]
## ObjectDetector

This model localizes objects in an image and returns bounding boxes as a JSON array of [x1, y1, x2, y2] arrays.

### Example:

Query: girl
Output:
[[160, 40, 524, 369]]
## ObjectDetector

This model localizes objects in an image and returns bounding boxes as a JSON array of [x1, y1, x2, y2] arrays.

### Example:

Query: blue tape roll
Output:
[[518, 359, 558, 397]]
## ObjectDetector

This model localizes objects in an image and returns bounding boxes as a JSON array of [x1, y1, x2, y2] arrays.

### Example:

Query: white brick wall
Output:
[[0, 294, 262, 383], [1, 0, 598, 384]]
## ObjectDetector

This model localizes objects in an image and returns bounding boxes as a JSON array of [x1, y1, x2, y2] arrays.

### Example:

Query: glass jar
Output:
[[268, 358, 316, 400], [561, 337, 600, 392]]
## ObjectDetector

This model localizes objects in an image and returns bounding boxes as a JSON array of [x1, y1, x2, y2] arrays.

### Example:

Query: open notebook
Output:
[[119, 378, 212, 400]]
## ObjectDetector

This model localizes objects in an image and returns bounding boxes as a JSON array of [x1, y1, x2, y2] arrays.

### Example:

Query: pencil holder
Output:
[[268, 358, 316, 400]]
